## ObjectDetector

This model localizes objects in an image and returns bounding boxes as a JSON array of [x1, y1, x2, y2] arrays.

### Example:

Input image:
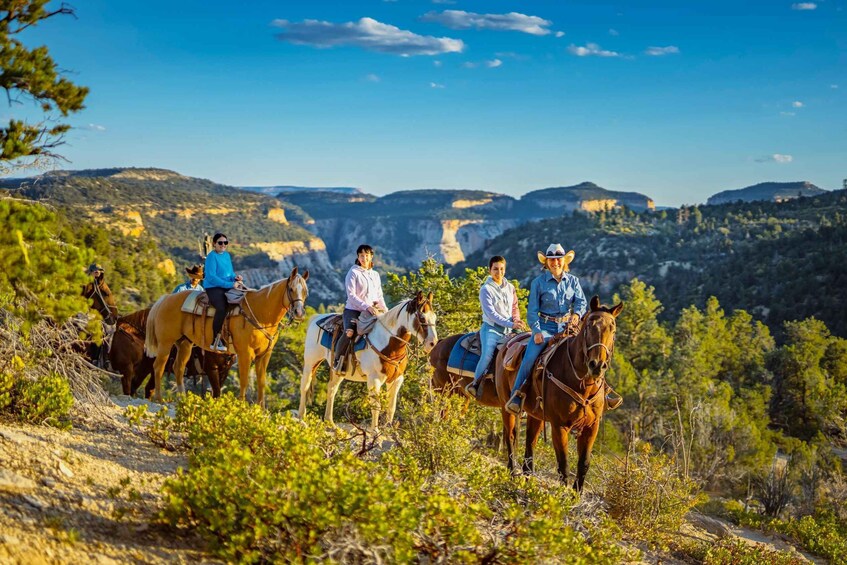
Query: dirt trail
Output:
[[0, 399, 214, 564]]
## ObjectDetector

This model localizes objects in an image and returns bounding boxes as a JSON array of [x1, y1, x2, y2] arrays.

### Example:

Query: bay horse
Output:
[[495, 296, 623, 490], [145, 268, 309, 406], [111, 308, 234, 397], [82, 279, 118, 325], [298, 291, 437, 432], [429, 333, 502, 408]]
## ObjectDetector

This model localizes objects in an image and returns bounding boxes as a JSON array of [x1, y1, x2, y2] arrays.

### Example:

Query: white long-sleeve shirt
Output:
[[344, 264, 388, 312]]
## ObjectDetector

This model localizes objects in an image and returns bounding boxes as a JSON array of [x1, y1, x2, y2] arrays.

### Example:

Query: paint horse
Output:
[[145, 268, 309, 406], [495, 296, 623, 491], [298, 291, 437, 432]]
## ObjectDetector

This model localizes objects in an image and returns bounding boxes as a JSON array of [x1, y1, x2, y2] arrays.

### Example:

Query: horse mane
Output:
[[118, 308, 150, 328]]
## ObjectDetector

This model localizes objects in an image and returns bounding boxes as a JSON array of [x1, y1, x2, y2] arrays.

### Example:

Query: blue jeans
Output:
[[510, 319, 559, 395], [473, 323, 508, 381]]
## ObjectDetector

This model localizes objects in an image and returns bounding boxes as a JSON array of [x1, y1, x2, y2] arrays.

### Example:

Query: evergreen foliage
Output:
[[0, 1, 88, 167]]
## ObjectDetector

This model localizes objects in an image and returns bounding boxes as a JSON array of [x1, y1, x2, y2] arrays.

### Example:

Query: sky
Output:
[[8, 0, 847, 205]]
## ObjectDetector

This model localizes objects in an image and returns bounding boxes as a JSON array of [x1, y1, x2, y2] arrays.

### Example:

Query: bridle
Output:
[[283, 277, 307, 323], [84, 282, 117, 325], [566, 312, 616, 384]]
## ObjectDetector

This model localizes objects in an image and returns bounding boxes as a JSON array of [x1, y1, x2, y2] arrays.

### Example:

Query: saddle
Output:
[[503, 322, 580, 372], [179, 290, 242, 350], [317, 314, 366, 372]]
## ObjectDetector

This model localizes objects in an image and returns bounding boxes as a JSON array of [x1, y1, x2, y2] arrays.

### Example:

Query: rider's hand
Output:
[[367, 306, 378, 316], [235, 275, 243, 282], [533, 333, 543, 345], [513, 320, 527, 332]]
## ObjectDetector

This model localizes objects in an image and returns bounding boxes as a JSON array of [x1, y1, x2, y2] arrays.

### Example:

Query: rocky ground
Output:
[[0, 400, 214, 564], [0, 397, 826, 564]]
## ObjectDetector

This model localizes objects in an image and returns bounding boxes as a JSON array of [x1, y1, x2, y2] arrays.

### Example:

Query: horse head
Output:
[[404, 290, 438, 353], [581, 295, 624, 380], [82, 281, 117, 324], [285, 267, 310, 321]]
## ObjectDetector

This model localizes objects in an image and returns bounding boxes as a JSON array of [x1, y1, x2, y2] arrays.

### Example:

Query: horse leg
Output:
[[254, 351, 272, 409], [367, 377, 384, 434], [551, 425, 570, 484], [523, 416, 544, 475], [151, 347, 171, 404], [298, 361, 322, 419], [501, 409, 520, 475], [236, 350, 254, 402], [172, 341, 193, 395], [324, 371, 343, 425], [385, 375, 404, 425], [575, 421, 600, 491]]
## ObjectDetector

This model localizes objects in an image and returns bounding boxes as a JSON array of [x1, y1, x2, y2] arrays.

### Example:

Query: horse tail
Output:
[[144, 295, 166, 358]]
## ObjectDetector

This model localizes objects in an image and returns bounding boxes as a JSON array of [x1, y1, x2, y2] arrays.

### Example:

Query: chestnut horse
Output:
[[428, 333, 502, 408], [111, 308, 234, 397], [145, 268, 309, 406], [495, 296, 623, 490]]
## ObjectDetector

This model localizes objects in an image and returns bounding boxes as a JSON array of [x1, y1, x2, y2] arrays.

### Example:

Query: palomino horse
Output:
[[298, 291, 437, 432], [495, 296, 623, 490], [111, 308, 235, 397], [145, 268, 309, 406], [429, 333, 502, 408]]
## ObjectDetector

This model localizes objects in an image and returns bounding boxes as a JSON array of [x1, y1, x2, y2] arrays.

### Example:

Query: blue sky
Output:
[[9, 0, 846, 205]]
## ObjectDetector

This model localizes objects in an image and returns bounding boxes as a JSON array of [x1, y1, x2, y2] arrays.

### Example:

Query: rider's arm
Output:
[[571, 277, 588, 317], [527, 277, 542, 335], [344, 268, 370, 311]]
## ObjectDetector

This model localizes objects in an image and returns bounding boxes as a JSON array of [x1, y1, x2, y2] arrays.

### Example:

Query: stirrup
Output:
[[505, 391, 525, 416], [211, 335, 227, 353], [605, 386, 623, 411], [463, 380, 479, 399]]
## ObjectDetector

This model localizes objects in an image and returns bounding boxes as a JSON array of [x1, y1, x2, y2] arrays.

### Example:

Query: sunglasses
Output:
[[216, 240, 229, 246]]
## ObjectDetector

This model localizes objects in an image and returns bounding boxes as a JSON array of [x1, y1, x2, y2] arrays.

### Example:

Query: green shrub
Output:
[[0, 371, 13, 411], [15, 373, 73, 429], [683, 537, 805, 565]]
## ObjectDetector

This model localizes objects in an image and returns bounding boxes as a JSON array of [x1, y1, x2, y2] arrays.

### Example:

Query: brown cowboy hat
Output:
[[185, 264, 204, 278], [536, 244, 575, 269]]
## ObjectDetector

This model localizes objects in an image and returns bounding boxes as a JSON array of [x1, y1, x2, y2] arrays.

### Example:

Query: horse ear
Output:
[[416, 290, 424, 302], [427, 291, 434, 303], [610, 302, 624, 318], [289, 266, 298, 280], [590, 295, 601, 311], [302, 269, 310, 281]]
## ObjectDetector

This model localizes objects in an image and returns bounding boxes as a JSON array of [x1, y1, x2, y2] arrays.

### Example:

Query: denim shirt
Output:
[[527, 271, 587, 335]]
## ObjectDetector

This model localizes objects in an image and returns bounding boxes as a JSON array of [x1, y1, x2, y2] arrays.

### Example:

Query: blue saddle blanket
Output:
[[318, 316, 366, 353], [447, 333, 485, 378]]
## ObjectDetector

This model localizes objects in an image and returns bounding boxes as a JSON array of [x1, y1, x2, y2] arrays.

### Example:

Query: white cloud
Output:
[[429, 82, 445, 89], [421, 10, 553, 36], [645, 45, 680, 56], [555, 31, 565, 38], [85, 124, 106, 132], [792, 100, 804, 107], [780, 111, 796, 116], [433, 60, 442, 67], [567, 43, 620, 57], [791, 3, 817, 10], [486, 58, 502, 68], [831, 84, 838, 89], [755, 154, 794, 163], [273, 17, 465, 56], [609, 28, 619, 36], [365, 73, 380, 82]]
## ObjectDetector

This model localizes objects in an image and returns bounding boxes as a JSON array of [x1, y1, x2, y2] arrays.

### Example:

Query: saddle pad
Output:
[[458, 332, 482, 356], [318, 322, 366, 353], [180, 290, 241, 317], [503, 332, 532, 371]]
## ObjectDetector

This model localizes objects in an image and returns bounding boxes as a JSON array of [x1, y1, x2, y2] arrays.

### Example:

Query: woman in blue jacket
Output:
[[204, 232, 242, 352]]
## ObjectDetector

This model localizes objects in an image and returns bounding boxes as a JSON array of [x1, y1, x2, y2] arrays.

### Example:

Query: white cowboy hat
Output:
[[536, 244, 575, 266]]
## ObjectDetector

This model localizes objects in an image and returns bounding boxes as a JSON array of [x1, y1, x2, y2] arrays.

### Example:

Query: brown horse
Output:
[[145, 268, 309, 406], [82, 278, 118, 325], [495, 296, 623, 490], [429, 333, 503, 408], [111, 308, 235, 397]]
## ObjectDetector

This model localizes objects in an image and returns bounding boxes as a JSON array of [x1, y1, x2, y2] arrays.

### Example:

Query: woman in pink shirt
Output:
[[333, 244, 388, 371]]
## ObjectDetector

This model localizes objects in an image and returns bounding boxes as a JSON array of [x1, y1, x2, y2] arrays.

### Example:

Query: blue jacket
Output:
[[173, 282, 204, 293], [527, 271, 587, 335], [203, 251, 236, 289]]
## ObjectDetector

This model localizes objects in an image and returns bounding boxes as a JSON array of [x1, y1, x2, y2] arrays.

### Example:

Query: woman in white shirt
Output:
[[333, 244, 388, 371]]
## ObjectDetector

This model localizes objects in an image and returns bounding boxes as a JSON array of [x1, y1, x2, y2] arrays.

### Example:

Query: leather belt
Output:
[[539, 312, 570, 324]]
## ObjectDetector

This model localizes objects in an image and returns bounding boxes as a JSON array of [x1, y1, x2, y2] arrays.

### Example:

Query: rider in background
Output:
[[173, 264, 205, 293], [465, 255, 526, 399], [333, 244, 388, 372], [84, 262, 118, 324], [505, 244, 586, 415], [203, 233, 243, 352]]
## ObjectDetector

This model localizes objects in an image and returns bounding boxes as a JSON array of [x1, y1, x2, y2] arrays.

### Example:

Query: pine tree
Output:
[[0, 1, 89, 170]]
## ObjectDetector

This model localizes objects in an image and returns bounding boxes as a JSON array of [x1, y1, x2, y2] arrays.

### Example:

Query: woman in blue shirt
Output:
[[203, 233, 243, 352], [505, 244, 587, 415]]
